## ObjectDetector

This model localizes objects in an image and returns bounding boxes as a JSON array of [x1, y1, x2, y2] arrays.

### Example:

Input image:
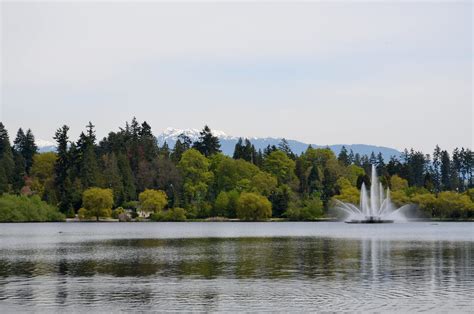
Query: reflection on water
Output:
[[0, 222, 472, 312]]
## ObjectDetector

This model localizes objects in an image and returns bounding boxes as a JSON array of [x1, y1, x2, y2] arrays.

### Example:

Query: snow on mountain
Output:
[[36, 139, 57, 153], [156, 127, 237, 144], [156, 127, 401, 160], [35, 128, 401, 160], [36, 139, 56, 147]]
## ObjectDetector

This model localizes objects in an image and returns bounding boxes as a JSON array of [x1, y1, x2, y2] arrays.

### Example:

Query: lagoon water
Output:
[[0, 222, 472, 312]]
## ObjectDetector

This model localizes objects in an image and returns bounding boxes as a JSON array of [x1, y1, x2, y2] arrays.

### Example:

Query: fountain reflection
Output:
[[0, 237, 471, 311]]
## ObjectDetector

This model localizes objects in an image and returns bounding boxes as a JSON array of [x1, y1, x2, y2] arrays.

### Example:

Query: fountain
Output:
[[335, 164, 410, 223]]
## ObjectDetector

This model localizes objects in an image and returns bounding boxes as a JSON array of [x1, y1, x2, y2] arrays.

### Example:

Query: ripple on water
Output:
[[0, 222, 472, 312]]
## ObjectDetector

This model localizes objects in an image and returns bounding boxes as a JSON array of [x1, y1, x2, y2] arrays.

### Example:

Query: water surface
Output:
[[0, 222, 472, 312]]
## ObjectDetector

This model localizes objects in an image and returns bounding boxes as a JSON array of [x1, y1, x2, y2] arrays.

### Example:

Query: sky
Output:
[[1, 1, 472, 153]]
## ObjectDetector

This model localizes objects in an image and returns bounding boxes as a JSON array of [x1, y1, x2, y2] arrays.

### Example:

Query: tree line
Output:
[[0, 119, 472, 221]]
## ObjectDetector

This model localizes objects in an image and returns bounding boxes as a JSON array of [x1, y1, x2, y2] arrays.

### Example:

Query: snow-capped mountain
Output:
[[36, 139, 57, 153], [156, 128, 401, 160], [156, 127, 237, 144], [36, 127, 401, 160]]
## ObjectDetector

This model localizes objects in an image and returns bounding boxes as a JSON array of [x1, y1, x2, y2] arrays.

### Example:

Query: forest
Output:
[[0, 118, 472, 222]]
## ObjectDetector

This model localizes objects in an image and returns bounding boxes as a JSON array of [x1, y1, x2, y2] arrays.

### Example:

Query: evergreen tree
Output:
[[369, 152, 377, 165], [376, 152, 386, 176], [461, 148, 473, 188], [53, 125, 72, 213], [254, 149, 264, 167], [140, 121, 158, 161], [440, 150, 451, 190], [77, 123, 100, 188], [263, 144, 278, 157], [12, 153, 26, 192], [117, 152, 136, 201], [360, 155, 371, 174], [278, 138, 295, 160], [353, 153, 361, 166], [102, 152, 125, 205], [432, 145, 442, 192], [192, 125, 221, 157], [348, 149, 355, 165], [171, 139, 186, 163], [308, 164, 322, 194], [0, 123, 14, 193], [159, 142, 170, 159], [337, 146, 350, 166], [452, 148, 462, 191], [233, 138, 244, 160], [13, 128, 38, 175], [387, 155, 401, 176], [178, 133, 192, 150]]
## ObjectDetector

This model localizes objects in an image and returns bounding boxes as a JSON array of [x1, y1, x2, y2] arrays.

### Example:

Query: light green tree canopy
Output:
[[236, 192, 272, 221], [82, 187, 113, 220], [263, 150, 296, 185], [178, 149, 213, 205], [139, 189, 168, 213], [333, 177, 359, 205]]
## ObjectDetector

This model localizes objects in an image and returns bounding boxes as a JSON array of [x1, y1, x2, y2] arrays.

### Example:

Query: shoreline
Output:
[[0, 218, 472, 223]]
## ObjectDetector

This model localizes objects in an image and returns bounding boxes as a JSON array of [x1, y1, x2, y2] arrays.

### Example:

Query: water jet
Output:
[[335, 165, 409, 223]]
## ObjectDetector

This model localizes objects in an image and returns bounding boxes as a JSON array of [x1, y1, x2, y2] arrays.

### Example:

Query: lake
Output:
[[0, 222, 472, 312]]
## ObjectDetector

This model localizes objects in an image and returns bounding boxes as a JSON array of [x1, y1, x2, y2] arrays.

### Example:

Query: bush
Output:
[[435, 191, 474, 219], [236, 192, 272, 221], [286, 195, 324, 221], [151, 208, 187, 221], [77, 208, 90, 220], [112, 207, 126, 219], [0, 194, 65, 222]]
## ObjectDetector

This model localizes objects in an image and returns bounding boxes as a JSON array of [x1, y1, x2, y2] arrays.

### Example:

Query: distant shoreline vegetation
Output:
[[0, 119, 472, 223]]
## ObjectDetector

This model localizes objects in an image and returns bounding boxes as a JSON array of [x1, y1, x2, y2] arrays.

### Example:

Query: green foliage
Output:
[[178, 149, 213, 207], [192, 125, 221, 157], [139, 189, 168, 213], [410, 193, 437, 217], [2, 120, 472, 222], [389, 188, 474, 219], [213, 190, 239, 217], [390, 175, 409, 191], [249, 172, 277, 196], [15, 128, 38, 174], [102, 153, 124, 206], [122, 200, 139, 210], [434, 191, 474, 219], [211, 155, 276, 196], [150, 207, 187, 221], [286, 195, 324, 221], [236, 192, 272, 221], [269, 184, 292, 217], [0, 194, 65, 222], [82, 187, 113, 220], [344, 165, 365, 187], [30, 152, 56, 198], [333, 177, 359, 205], [0, 123, 15, 193], [467, 188, 474, 202], [263, 150, 297, 185], [112, 207, 126, 219]]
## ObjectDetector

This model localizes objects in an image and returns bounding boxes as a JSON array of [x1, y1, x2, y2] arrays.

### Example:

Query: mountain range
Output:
[[157, 128, 401, 160], [37, 127, 401, 161]]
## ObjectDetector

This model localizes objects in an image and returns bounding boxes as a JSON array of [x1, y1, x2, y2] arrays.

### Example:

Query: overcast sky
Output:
[[1, 1, 472, 152]]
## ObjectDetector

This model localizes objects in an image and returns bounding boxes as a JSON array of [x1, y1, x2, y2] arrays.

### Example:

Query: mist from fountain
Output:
[[335, 164, 410, 223]]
